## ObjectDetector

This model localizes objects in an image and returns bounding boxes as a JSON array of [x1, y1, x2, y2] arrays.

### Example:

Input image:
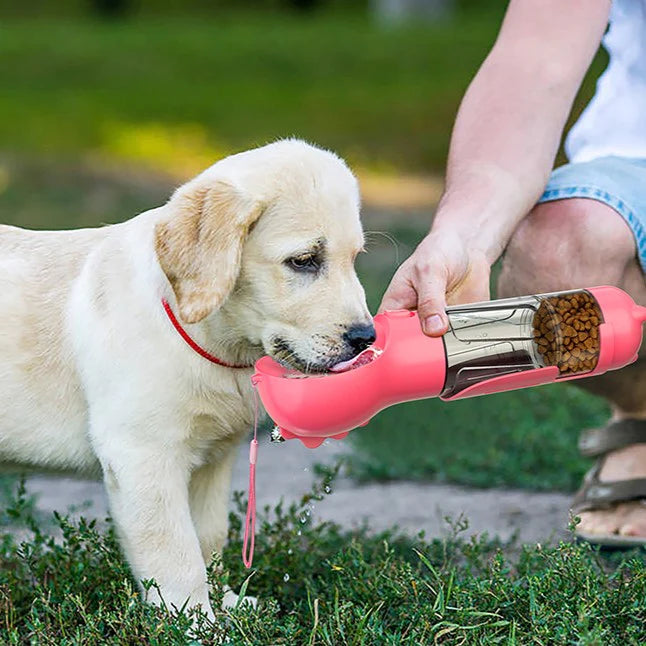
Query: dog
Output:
[[0, 139, 374, 619]]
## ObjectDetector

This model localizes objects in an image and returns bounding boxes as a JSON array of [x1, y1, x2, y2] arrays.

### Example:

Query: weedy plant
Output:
[[1, 469, 646, 644]]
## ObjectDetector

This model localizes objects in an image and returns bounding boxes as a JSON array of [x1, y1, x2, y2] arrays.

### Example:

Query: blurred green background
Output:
[[0, 0, 611, 491]]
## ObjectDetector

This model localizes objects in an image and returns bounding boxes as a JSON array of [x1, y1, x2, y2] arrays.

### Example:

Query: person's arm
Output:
[[379, 0, 611, 335]]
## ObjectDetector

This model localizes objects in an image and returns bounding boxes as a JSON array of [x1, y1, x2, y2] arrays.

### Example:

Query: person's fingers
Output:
[[446, 253, 491, 306], [379, 251, 451, 336], [447, 273, 490, 305], [378, 267, 418, 314], [452, 282, 490, 306], [378, 235, 493, 338]]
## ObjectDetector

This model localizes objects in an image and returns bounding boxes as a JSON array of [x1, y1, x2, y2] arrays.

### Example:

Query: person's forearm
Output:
[[433, 53, 576, 263], [432, 0, 611, 264]]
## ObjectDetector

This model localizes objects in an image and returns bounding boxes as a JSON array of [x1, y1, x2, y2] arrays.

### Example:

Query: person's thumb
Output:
[[416, 275, 448, 337]]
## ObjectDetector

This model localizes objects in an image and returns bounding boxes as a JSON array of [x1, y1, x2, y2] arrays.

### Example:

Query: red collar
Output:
[[162, 299, 253, 369]]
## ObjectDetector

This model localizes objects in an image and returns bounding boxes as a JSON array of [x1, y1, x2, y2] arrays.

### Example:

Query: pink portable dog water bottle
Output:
[[252, 286, 646, 448]]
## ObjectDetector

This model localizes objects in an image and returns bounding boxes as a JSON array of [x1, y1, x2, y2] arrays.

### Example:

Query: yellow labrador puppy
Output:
[[0, 140, 374, 618]]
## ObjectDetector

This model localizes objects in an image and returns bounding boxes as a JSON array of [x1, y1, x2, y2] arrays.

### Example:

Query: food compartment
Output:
[[440, 289, 604, 398], [532, 290, 603, 376]]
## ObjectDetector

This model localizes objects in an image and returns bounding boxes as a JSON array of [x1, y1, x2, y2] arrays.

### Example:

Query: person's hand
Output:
[[378, 228, 492, 336]]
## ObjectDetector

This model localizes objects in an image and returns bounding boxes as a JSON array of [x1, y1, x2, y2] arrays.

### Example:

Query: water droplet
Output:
[[283, 573, 290, 582]]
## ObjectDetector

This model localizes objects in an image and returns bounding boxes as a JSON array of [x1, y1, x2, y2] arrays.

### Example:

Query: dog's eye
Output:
[[285, 254, 320, 273]]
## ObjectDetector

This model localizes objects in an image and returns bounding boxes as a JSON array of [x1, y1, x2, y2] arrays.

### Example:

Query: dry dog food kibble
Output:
[[532, 291, 603, 376]]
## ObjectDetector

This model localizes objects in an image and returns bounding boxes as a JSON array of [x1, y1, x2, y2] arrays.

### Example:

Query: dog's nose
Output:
[[344, 323, 376, 354]]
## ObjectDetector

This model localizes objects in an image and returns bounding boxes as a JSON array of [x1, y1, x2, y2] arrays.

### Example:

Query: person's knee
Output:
[[498, 198, 636, 298]]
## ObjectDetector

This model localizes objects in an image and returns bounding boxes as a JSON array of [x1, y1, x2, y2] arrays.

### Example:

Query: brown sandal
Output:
[[572, 419, 646, 547]]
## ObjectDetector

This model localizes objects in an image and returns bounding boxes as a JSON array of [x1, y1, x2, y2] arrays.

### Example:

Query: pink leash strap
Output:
[[242, 385, 260, 568]]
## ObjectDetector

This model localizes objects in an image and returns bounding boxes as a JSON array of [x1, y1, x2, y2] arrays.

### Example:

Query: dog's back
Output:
[[0, 224, 107, 474]]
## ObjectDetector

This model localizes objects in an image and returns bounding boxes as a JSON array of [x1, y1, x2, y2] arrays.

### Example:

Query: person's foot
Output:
[[577, 442, 646, 537]]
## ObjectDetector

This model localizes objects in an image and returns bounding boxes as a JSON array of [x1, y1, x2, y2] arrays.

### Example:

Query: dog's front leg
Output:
[[189, 439, 239, 565], [96, 436, 214, 619], [190, 438, 258, 610]]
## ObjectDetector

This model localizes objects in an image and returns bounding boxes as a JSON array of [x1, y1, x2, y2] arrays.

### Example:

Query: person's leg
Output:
[[498, 197, 646, 537]]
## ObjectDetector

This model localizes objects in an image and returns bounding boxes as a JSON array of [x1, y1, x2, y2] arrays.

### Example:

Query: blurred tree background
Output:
[[0, 0, 611, 489]]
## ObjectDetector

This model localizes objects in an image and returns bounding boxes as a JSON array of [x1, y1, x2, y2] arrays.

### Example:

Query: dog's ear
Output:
[[154, 179, 264, 324]]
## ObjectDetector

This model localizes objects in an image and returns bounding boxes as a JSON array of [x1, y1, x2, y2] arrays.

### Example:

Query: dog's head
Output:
[[155, 139, 373, 373]]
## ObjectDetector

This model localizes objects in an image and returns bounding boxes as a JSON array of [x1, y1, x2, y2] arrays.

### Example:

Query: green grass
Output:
[[2, 474, 646, 644], [344, 381, 609, 491], [0, 8, 605, 174]]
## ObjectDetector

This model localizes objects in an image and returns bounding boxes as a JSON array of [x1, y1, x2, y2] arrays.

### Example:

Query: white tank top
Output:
[[565, 0, 646, 162]]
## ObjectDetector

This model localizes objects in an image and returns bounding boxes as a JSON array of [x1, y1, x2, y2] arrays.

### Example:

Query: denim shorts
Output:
[[538, 155, 646, 273]]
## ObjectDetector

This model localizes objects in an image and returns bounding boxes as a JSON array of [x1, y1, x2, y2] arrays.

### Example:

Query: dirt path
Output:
[[24, 436, 573, 546]]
